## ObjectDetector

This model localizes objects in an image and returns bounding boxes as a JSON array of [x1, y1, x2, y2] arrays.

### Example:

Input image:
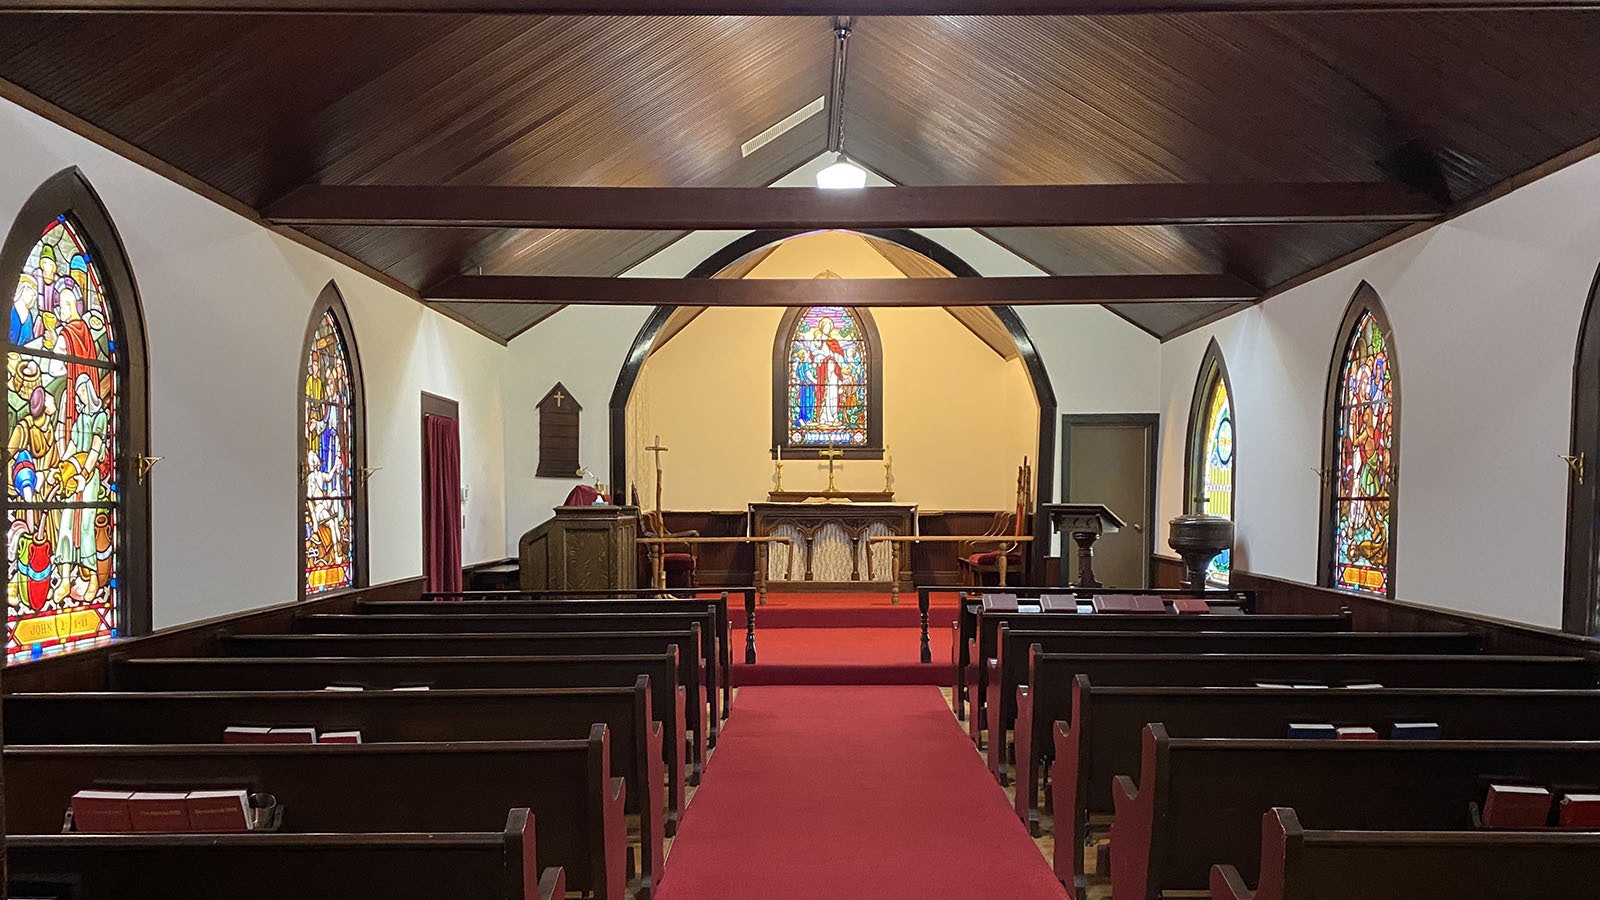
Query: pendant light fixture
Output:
[[817, 18, 866, 190]]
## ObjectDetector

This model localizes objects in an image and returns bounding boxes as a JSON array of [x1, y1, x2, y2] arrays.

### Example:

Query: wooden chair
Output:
[[642, 507, 698, 589], [958, 459, 1032, 586]]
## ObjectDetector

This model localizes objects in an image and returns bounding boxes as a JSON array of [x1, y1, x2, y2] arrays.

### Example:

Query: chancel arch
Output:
[[299, 280, 368, 597], [1318, 282, 1400, 598], [3, 167, 150, 663], [611, 228, 1057, 579], [1185, 338, 1235, 586]]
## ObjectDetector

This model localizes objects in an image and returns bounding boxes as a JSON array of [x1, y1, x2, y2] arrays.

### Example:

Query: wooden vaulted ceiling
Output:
[[3, 9, 1600, 340]]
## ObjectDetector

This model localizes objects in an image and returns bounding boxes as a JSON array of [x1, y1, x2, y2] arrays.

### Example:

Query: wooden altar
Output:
[[750, 501, 916, 590]]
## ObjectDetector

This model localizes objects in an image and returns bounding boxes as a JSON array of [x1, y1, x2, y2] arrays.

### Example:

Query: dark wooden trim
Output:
[[428, 273, 1260, 306], [1232, 570, 1600, 657], [1, 167, 153, 646], [298, 281, 370, 598], [1183, 338, 1235, 518], [1564, 261, 1600, 636], [1060, 413, 1159, 587], [771, 306, 884, 455], [608, 229, 1057, 542], [266, 182, 1440, 230], [1317, 282, 1400, 599], [7, 0, 1598, 11], [1151, 553, 1187, 588]]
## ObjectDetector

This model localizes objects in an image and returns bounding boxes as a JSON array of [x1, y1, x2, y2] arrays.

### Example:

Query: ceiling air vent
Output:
[[740, 96, 825, 159]]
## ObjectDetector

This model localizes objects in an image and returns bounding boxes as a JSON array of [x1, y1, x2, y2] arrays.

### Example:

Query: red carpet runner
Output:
[[656, 686, 1069, 900], [732, 592, 959, 685]]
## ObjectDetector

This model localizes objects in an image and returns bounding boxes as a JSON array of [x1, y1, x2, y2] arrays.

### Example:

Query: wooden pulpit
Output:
[[518, 505, 639, 591], [1041, 503, 1126, 589]]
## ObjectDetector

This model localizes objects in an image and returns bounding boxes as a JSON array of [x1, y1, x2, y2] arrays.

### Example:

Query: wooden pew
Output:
[[6, 729, 628, 900], [111, 651, 700, 788], [1212, 807, 1600, 900], [961, 609, 1350, 732], [987, 627, 1484, 778], [225, 624, 712, 760], [943, 586, 1272, 720], [1046, 681, 1600, 888], [303, 608, 722, 741], [414, 589, 744, 712], [1110, 725, 1600, 900], [5, 682, 669, 894], [7, 808, 565, 900]]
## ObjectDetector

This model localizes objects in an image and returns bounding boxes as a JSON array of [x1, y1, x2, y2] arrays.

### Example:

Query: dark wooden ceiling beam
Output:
[[10, 0, 1598, 13], [425, 273, 1261, 306], [264, 183, 1442, 230]]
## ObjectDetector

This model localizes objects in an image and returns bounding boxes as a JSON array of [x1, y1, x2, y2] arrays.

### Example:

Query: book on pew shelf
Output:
[[185, 790, 251, 832], [1172, 597, 1210, 614], [393, 685, 432, 691], [1343, 682, 1385, 689], [1391, 721, 1442, 740], [223, 726, 276, 744], [1036, 594, 1080, 613], [981, 593, 1019, 612], [323, 684, 365, 691], [1292, 683, 1330, 689], [318, 730, 363, 744], [70, 790, 134, 833], [129, 792, 193, 832], [267, 727, 318, 743], [1335, 726, 1379, 741], [1482, 784, 1554, 828], [1254, 682, 1292, 689], [1559, 794, 1600, 828], [1287, 723, 1337, 740], [1092, 594, 1166, 614]]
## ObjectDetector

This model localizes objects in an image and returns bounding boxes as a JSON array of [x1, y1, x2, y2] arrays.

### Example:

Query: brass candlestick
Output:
[[773, 446, 784, 492], [883, 446, 893, 493]]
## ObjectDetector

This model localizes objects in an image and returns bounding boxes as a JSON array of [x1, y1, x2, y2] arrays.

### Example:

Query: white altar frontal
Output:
[[750, 501, 916, 589]]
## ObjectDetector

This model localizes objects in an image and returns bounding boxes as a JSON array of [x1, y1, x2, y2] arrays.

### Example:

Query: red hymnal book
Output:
[[223, 726, 275, 744], [318, 730, 363, 744], [1172, 597, 1211, 614], [267, 727, 318, 743], [1559, 793, 1600, 828], [129, 792, 193, 832], [1482, 785, 1553, 828], [1335, 726, 1379, 741], [981, 593, 1019, 613], [1037, 594, 1080, 612], [1093, 594, 1167, 614], [71, 790, 134, 833], [185, 790, 251, 832]]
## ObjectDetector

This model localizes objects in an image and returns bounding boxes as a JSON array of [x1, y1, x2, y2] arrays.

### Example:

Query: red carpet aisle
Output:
[[656, 686, 1068, 900], [732, 592, 960, 686]]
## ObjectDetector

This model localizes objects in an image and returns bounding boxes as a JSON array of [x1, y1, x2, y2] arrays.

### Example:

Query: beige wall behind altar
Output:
[[628, 302, 1039, 511]]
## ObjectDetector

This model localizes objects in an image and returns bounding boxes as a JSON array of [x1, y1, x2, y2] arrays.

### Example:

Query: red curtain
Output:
[[424, 414, 463, 592]]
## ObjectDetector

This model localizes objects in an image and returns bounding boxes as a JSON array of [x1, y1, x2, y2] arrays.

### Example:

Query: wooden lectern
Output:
[[518, 505, 639, 591], [1041, 503, 1126, 588]]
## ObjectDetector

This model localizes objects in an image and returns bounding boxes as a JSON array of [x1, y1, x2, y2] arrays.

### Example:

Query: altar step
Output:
[[734, 605, 959, 630], [731, 627, 954, 686]]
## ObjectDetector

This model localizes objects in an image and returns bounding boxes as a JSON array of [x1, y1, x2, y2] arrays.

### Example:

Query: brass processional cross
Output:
[[819, 442, 844, 493]]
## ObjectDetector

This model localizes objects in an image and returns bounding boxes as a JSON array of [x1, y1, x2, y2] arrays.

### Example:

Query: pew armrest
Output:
[[1209, 865, 1253, 900], [537, 866, 566, 900]]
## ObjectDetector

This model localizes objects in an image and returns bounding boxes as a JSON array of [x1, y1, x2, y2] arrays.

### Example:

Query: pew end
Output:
[[1109, 724, 1168, 900], [1209, 865, 1256, 900]]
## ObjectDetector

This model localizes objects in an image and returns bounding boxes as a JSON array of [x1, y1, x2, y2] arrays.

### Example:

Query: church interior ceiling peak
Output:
[[5, 10, 1600, 341]]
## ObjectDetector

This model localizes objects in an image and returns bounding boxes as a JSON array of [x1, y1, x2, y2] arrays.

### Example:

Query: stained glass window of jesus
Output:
[[1198, 370, 1234, 584], [1331, 309, 1394, 594], [786, 306, 870, 447], [304, 309, 357, 593], [7, 215, 121, 663]]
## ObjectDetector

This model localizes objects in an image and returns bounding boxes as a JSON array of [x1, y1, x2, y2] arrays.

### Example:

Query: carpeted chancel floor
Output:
[[655, 685, 1069, 900], [731, 591, 959, 686]]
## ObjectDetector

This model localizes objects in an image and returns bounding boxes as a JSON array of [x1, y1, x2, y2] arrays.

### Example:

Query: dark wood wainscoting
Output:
[[1152, 554, 1187, 589], [650, 509, 1006, 587], [1233, 571, 1600, 658], [3, 560, 510, 693]]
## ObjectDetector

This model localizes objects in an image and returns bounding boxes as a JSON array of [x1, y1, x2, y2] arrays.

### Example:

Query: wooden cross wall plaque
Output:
[[536, 382, 582, 478]]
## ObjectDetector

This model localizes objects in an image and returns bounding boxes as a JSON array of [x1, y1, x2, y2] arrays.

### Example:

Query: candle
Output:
[[776, 445, 782, 462]]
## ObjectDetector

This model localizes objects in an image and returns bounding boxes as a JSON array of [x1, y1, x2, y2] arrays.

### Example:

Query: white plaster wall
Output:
[[1158, 154, 1600, 629], [1, 97, 507, 629]]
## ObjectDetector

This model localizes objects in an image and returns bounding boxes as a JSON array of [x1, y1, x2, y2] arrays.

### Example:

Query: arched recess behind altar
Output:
[[608, 228, 1058, 581]]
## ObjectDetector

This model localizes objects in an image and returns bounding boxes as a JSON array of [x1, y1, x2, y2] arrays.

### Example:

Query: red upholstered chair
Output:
[[643, 508, 699, 589], [957, 460, 1032, 587]]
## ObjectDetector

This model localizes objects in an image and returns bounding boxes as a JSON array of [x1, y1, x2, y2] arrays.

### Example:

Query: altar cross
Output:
[[646, 434, 669, 511], [820, 442, 844, 493]]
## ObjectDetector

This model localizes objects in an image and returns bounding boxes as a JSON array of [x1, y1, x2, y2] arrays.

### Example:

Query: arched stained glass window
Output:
[[782, 306, 875, 448], [1186, 340, 1234, 585], [300, 284, 366, 595], [5, 168, 149, 664], [1323, 286, 1398, 596]]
